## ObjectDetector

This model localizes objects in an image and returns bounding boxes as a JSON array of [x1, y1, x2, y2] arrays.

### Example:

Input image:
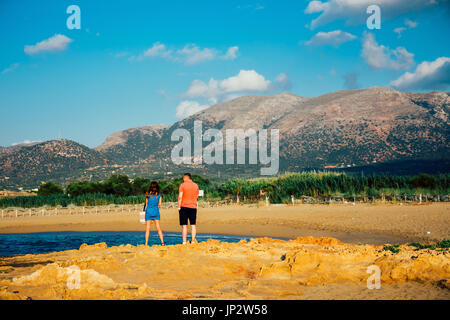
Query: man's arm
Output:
[[178, 185, 183, 210], [195, 185, 199, 208], [178, 192, 183, 209]]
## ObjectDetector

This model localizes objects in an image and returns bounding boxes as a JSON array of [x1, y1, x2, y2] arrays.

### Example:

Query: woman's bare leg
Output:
[[154, 220, 164, 245], [145, 221, 151, 246]]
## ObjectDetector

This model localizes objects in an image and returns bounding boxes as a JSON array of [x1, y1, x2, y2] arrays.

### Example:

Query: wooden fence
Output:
[[0, 194, 447, 219], [0, 200, 237, 219]]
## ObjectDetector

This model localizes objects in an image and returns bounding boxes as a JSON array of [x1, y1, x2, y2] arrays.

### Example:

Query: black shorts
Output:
[[179, 207, 197, 225]]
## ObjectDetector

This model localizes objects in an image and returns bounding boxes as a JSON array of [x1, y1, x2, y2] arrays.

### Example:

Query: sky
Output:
[[0, 0, 449, 148]]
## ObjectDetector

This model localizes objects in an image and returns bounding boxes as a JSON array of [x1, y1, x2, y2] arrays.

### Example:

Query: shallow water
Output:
[[0, 231, 251, 257]]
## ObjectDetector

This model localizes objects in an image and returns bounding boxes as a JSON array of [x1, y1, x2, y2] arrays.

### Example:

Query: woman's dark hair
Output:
[[146, 181, 161, 198]]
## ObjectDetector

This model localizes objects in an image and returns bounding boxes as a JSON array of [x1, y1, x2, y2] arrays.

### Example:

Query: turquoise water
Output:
[[0, 231, 252, 257]]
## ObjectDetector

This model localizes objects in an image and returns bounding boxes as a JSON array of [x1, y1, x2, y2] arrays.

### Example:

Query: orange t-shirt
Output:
[[179, 180, 199, 209]]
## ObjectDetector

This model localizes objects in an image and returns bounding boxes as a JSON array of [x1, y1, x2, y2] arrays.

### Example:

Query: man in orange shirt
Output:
[[178, 173, 199, 244]]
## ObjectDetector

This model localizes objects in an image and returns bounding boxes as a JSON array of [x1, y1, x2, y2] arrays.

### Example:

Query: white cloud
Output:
[[130, 42, 172, 61], [220, 70, 271, 93], [131, 43, 239, 65], [185, 78, 222, 104], [305, 1, 329, 14], [305, 30, 356, 47], [304, 0, 443, 29], [11, 139, 42, 146], [182, 70, 273, 112], [361, 33, 414, 70], [1, 63, 19, 74], [143, 42, 172, 58], [404, 19, 418, 28], [24, 34, 73, 55], [185, 70, 271, 105], [394, 19, 418, 38], [394, 27, 407, 38], [223, 46, 239, 60], [176, 100, 210, 119], [275, 73, 292, 90], [390, 57, 450, 90], [178, 45, 217, 65]]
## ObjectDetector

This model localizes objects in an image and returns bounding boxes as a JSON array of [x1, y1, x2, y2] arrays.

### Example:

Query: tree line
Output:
[[0, 172, 449, 208]]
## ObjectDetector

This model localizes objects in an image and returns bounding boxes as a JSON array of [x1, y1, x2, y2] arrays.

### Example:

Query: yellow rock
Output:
[[1, 237, 448, 300]]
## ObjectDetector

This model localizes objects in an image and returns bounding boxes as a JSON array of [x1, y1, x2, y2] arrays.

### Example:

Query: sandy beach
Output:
[[0, 203, 449, 300], [0, 203, 449, 244]]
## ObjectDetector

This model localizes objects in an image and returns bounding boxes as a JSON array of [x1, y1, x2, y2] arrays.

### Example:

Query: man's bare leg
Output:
[[191, 225, 197, 243], [182, 225, 188, 244]]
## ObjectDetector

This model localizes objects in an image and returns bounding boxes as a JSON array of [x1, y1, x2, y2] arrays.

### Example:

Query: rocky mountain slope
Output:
[[0, 139, 108, 179], [1, 87, 449, 187], [94, 124, 169, 164], [97, 87, 449, 168]]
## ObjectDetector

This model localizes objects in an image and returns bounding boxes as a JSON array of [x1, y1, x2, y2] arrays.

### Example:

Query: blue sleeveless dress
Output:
[[145, 194, 161, 221]]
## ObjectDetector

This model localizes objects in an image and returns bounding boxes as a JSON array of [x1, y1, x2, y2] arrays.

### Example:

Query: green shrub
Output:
[[37, 182, 63, 196], [383, 245, 400, 253]]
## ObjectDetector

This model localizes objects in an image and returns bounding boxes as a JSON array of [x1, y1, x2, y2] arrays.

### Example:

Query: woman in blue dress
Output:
[[144, 181, 165, 246]]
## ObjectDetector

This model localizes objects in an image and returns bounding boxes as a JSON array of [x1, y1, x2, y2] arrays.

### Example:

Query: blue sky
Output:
[[0, 0, 449, 148]]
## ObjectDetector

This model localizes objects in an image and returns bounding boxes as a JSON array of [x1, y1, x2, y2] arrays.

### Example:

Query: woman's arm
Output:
[[144, 197, 148, 210], [158, 195, 162, 207]]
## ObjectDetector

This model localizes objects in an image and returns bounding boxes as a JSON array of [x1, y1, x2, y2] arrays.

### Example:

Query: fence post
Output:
[[29, 209, 31, 217], [15, 209, 18, 218]]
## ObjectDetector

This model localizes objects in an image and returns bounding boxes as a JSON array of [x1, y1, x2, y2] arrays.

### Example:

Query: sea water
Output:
[[0, 231, 252, 256]]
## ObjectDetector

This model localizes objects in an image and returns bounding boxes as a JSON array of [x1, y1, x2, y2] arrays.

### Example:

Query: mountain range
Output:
[[1, 87, 449, 188]]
